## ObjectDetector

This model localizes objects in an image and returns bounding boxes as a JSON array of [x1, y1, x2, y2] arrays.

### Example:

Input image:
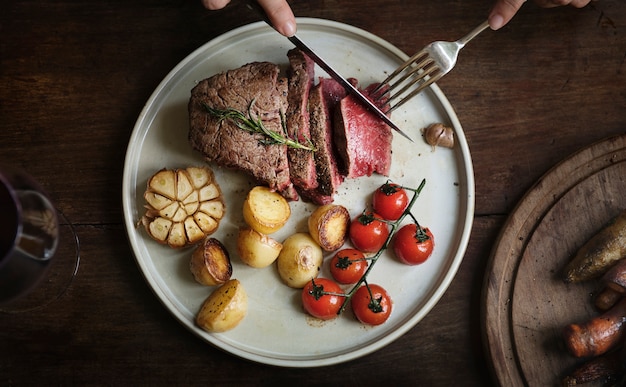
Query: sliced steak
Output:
[[302, 78, 348, 204], [188, 62, 296, 199], [321, 76, 357, 104], [333, 82, 393, 178], [286, 48, 318, 192]]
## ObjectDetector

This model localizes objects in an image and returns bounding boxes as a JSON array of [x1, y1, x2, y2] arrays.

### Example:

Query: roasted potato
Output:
[[276, 233, 323, 288], [189, 237, 232, 286], [196, 279, 247, 333], [242, 186, 291, 234], [237, 227, 283, 268], [308, 204, 350, 251]]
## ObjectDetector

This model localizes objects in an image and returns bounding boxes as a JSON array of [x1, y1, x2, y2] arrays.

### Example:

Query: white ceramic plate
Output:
[[122, 18, 474, 367]]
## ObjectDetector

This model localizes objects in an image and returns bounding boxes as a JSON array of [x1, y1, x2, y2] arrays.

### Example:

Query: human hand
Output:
[[201, 0, 297, 37], [489, 0, 594, 30]]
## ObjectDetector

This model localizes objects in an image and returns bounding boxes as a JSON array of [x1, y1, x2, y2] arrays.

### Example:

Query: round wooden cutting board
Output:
[[482, 134, 626, 386]]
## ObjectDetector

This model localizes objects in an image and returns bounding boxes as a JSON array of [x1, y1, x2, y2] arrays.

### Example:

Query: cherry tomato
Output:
[[301, 278, 344, 320], [372, 182, 409, 221], [351, 284, 392, 325], [349, 211, 389, 253], [393, 223, 434, 265], [329, 249, 368, 284]]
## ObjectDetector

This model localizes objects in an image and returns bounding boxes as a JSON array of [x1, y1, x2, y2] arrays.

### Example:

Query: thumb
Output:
[[489, 0, 527, 30], [257, 0, 297, 37], [201, 0, 231, 10]]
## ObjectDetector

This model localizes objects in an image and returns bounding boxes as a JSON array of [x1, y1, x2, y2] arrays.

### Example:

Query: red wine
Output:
[[0, 178, 18, 260], [0, 170, 58, 305]]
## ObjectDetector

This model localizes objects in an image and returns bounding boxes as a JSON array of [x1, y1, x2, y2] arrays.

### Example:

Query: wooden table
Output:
[[1, 0, 624, 385]]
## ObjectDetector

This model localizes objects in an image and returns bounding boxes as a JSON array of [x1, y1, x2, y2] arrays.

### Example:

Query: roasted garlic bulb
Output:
[[141, 166, 225, 248]]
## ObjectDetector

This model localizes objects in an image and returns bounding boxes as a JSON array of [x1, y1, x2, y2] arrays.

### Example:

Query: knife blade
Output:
[[246, 2, 413, 142]]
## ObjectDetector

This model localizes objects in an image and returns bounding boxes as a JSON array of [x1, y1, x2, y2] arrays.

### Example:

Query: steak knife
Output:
[[246, 1, 413, 142]]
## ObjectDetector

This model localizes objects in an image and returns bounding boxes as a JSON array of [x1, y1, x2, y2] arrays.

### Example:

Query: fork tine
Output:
[[376, 58, 440, 113], [372, 50, 438, 108], [371, 49, 429, 96], [387, 71, 444, 113], [374, 20, 491, 113], [385, 59, 437, 98], [385, 58, 433, 92]]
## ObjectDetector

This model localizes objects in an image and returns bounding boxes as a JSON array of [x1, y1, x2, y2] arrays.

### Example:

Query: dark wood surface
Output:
[[1, 0, 624, 385], [485, 135, 626, 386]]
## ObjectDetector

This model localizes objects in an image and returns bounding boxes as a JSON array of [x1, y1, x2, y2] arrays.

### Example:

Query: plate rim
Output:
[[122, 17, 475, 367]]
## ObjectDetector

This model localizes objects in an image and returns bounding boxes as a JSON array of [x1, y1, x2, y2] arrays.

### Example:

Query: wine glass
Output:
[[0, 164, 80, 313]]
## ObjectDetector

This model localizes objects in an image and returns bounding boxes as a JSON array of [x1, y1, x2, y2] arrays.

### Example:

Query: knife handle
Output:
[[245, 0, 275, 29]]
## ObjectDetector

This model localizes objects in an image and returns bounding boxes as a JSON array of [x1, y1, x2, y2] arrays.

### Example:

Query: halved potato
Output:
[[141, 166, 225, 248], [276, 233, 323, 288], [189, 237, 232, 286], [237, 228, 283, 268], [242, 186, 290, 234], [308, 204, 350, 251], [196, 279, 247, 333]]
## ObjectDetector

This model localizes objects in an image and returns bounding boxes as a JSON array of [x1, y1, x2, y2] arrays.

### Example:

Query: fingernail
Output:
[[489, 14, 504, 30], [283, 20, 297, 37]]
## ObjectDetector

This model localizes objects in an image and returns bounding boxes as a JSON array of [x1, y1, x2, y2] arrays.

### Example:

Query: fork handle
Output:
[[458, 20, 491, 48]]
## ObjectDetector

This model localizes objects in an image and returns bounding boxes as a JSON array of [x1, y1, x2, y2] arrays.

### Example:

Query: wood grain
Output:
[[483, 135, 626, 386]]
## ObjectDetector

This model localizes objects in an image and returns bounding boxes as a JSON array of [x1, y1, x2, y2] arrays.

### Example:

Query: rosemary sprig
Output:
[[202, 100, 315, 151]]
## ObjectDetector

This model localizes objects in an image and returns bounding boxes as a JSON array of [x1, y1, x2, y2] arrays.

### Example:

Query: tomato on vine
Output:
[[393, 223, 434, 265], [329, 249, 368, 284], [349, 211, 389, 253], [351, 284, 392, 325], [301, 278, 344, 320], [372, 182, 409, 221]]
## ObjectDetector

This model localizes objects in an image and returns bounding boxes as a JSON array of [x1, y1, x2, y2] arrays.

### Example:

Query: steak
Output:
[[333, 83, 393, 178], [285, 48, 318, 192], [302, 78, 348, 204], [188, 62, 296, 198], [188, 56, 395, 204]]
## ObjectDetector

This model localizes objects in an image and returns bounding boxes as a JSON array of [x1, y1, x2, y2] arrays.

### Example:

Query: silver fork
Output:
[[373, 20, 490, 113]]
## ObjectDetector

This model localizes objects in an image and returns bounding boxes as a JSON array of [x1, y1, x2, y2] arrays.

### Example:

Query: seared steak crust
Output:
[[188, 58, 394, 204], [304, 78, 347, 204], [188, 62, 294, 195], [286, 48, 318, 192]]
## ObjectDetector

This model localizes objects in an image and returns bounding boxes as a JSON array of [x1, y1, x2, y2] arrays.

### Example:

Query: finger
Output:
[[535, 0, 592, 8], [257, 0, 297, 37], [489, 0, 527, 30], [201, 0, 231, 10], [569, 0, 593, 8], [534, 0, 569, 7]]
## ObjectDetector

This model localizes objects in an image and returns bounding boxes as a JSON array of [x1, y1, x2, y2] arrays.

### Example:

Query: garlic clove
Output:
[[423, 123, 454, 149]]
